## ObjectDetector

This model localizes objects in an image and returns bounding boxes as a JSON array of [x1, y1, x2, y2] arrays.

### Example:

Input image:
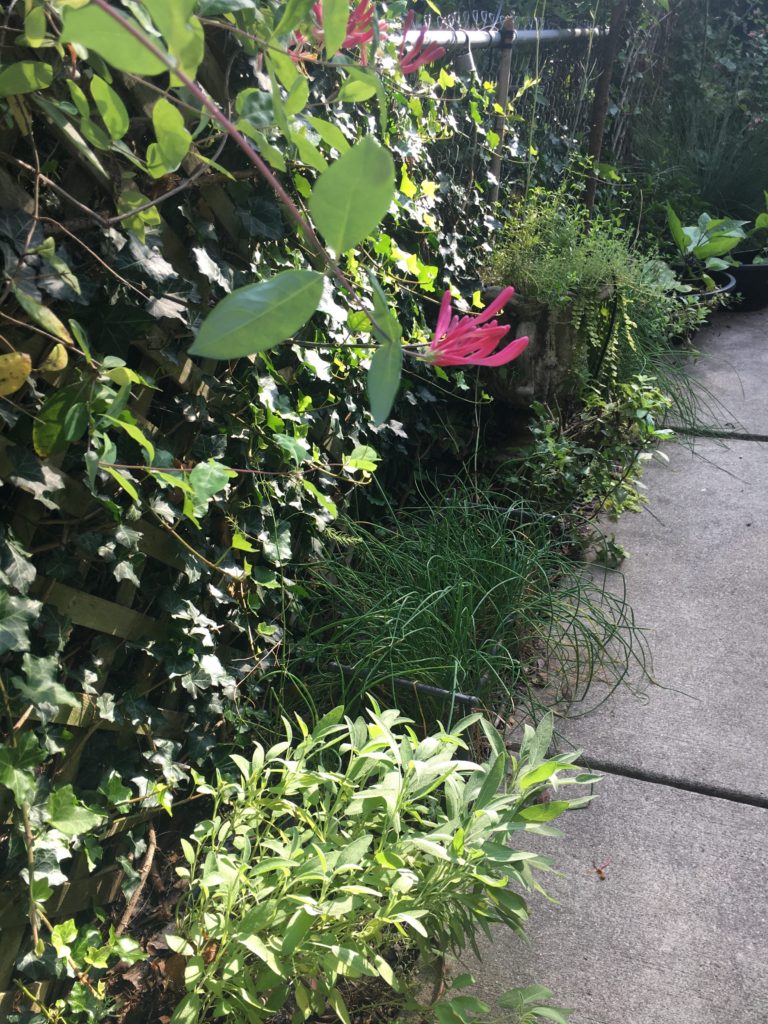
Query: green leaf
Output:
[[519, 762, 558, 791], [0, 731, 45, 807], [0, 591, 41, 656], [13, 287, 73, 344], [367, 341, 402, 426], [280, 908, 314, 956], [273, 433, 310, 466], [527, 1008, 573, 1024], [186, 460, 236, 516], [99, 770, 132, 808], [367, 272, 402, 345], [143, 0, 205, 79], [104, 416, 155, 463], [755, 213, 768, 231], [342, 445, 379, 473], [50, 919, 79, 958], [284, 77, 309, 116], [516, 800, 570, 822], [320, 945, 377, 978], [328, 988, 351, 1024], [33, 382, 91, 457], [667, 204, 686, 255], [337, 69, 379, 103], [147, 98, 192, 178], [102, 465, 140, 502], [498, 985, 555, 1008], [306, 115, 350, 153], [237, 933, 284, 975], [23, 7, 48, 48], [309, 137, 395, 254], [47, 785, 105, 837], [60, 5, 168, 76], [0, 61, 53, 97], [67, 79, 91, 118], [199, 0, 254, 11], [474, 752, 507, 809], [322, 0, 349, 56], [291, 126, 329, 172], [12, 654, 80, 709], [273, 0, 314, 37], [170, 993, 202, 1024], [91, 75, 129, 139], [189, 270, 324, 359]]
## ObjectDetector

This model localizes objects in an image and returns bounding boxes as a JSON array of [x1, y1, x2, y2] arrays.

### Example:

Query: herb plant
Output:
[[169, 706, 595, 1024]]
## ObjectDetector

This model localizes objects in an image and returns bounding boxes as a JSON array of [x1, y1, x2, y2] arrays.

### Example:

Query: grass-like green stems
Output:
[[292, 494, 649, 724]]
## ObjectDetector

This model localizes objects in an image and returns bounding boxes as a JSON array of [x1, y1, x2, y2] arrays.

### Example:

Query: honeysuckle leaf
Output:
[[189, 270, 324, 359], [309, 137, 395, 254]]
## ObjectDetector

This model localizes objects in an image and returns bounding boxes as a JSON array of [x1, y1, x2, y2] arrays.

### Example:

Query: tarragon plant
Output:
[[168, 705, 596, 1023]]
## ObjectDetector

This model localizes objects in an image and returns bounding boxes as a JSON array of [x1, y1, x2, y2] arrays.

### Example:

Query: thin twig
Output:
[[0, 151, 109, 227], [115, 823, 157, 936], [39, 216, 148, 300]]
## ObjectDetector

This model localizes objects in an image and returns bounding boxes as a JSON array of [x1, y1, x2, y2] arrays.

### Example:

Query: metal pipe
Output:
[[395, 25, 606, 52]]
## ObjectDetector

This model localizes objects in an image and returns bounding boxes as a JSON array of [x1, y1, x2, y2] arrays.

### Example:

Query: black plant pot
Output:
[[694, 270, 736, 301], [730, 255, 768, 312]]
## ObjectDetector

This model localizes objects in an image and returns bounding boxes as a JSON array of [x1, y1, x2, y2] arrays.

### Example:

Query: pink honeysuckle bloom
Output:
[[421, 287, 529, 367], [398, 12, 446, 74], [307, 0, 383, 51]]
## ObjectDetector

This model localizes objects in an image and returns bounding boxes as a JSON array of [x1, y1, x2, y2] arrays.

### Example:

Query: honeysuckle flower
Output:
[[398, 12, 446, 74], [307, 0, 383, 52], [420, 287, 529, 367]]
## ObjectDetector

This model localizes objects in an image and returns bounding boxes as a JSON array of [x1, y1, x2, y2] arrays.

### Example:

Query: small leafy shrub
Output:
[[485, 191, 708, 399], [495, 378, 673, 522], [169, 707, 595, 1024], [295, 494, 649, 719]]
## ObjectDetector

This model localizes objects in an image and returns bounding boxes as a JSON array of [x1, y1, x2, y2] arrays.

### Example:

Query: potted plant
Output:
[[666, 205, 746, 298], [730, 193, 768, 311]]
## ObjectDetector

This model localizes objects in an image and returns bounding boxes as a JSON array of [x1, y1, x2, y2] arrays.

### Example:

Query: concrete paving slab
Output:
[[462, 772, 768, 1024], [687, 310, 768, 435], [562, 438, 768, 800]]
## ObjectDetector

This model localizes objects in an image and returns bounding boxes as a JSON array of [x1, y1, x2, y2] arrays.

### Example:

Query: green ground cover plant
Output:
[[295, 493, 648, 723]]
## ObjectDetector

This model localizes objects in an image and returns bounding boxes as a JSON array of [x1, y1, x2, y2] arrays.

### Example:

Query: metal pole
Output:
[[394, 25, 605, 53], [490, 17, 516, 205]]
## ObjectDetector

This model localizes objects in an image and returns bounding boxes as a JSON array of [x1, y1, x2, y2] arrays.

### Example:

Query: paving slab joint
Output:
[[671, 426, 768, 443], [572, 754, 768, 810]]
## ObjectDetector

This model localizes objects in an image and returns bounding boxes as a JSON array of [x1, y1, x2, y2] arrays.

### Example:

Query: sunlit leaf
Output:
[[189, 270, 324, 359], [60, 5, 168, 75], [0, 61, 53, 97], [309, 137, 395, 253], [0, 352, 32, 397]]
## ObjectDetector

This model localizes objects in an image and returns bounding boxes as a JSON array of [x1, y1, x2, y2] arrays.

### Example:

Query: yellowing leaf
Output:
[[0, 352, 32, 396], [38, 344, 69, 373], [13, 288, 73, 344]]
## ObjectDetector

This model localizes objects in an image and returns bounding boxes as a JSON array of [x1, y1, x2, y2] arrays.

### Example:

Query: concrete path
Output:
[[465, 309, 768, 1022]]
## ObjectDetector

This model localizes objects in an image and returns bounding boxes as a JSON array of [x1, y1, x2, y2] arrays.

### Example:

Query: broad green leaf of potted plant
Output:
[[309, 137, 395, 254], [189, 270, 324, 359], [666, 204, 687, 255]]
